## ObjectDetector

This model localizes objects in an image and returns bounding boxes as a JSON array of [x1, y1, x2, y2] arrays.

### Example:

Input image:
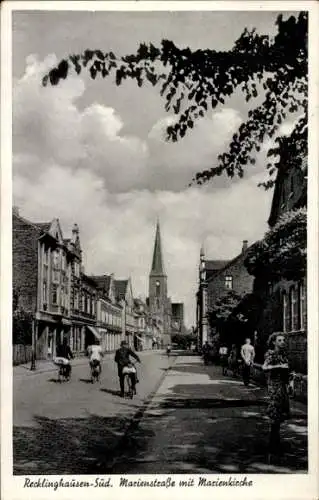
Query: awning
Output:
[[87, 325, 101, 340]]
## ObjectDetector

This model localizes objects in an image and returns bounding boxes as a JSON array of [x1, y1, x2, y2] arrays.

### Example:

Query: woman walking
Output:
[[262, 332, 290, 463]]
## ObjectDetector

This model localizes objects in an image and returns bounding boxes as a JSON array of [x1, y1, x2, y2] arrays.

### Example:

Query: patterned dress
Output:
[[263, 349, 290, 423]]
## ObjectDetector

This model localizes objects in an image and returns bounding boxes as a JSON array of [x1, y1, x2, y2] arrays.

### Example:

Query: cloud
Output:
[[13, 54, 273, 326], [13, 54, 262, 193]]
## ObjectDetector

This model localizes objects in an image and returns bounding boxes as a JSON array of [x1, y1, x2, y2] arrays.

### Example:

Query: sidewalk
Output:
[[13, 349, 164, 377], [110, 355, 308, 474]]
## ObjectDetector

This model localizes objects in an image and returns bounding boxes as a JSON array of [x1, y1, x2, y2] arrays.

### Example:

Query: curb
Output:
[[97, 356, 178, 472]]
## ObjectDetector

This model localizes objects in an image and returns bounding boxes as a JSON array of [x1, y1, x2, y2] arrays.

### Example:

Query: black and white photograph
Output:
[[1, 2, 318, 498]]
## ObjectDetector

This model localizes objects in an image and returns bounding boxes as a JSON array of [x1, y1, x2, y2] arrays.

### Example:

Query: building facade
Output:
[[92, 274, 123, 352], [253, 157, 307, 374], [196, 241, 254, 347]]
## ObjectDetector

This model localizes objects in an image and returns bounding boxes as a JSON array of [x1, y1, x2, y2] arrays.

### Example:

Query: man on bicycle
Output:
[[115, 340, 140, 397], [87, 340, 103, 376]]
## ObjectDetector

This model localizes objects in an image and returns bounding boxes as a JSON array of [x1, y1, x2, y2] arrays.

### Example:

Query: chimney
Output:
[[242, 240, 248, 253], [13, 206, 20, 216]]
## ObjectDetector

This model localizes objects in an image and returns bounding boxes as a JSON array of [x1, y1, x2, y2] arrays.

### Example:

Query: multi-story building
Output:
[[114, 278, 135, 348], [133, 298, 155, 350], [13, 210, 101, 361], [92, 274, 123, 352], [13, 210, 75, 360], [253, 157, 307, 374], [196, 241, 254, 347]]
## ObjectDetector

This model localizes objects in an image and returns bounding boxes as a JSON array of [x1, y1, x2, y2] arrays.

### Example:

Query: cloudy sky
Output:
[[12, 9, 297, 326]]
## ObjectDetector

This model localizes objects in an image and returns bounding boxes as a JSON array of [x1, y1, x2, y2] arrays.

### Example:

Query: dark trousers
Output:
[[119, 372, 136, 395], [242, 363, 251, 385]]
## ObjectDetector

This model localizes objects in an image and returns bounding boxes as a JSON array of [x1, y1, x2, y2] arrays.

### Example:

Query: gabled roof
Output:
[[91, 275, 112, 294], [205, 260, 229, 271], [268, 155, 307, 228], [150, 221, 166, 277], [206, 247, 251, 283], [114, 279, 128, 302], [34, 222, 51, 233]]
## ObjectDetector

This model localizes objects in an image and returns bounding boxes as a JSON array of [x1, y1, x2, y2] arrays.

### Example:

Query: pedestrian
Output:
[[114, 340, 141, 397], [228, 344, 238, 376], [240, 337, 255, 386], [263, 332, 290, 463], [219, 344, 228, 376]]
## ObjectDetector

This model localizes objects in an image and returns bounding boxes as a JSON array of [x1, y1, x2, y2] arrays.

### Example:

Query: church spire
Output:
[[150, 220, 166, 276]]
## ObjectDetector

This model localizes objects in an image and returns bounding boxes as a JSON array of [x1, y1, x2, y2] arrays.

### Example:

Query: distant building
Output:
[[196, 241, 254, 347], [114, 278, 135, 349], [171, 303, 186, 334], [92, 274, 123, 352]]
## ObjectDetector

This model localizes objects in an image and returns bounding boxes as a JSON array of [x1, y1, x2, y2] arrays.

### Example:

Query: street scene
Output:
[[12, 9, 308, 476], [14, 351, 307, 475]]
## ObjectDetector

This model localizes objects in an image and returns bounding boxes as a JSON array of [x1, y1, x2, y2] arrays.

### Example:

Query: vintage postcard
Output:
[[1, 1, 318, 499]]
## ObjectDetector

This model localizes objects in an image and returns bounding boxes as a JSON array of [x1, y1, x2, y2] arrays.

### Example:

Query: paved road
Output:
[[110, 356, 308, 475], [13, 350, 172, 475], [13, 353, 307, 475]]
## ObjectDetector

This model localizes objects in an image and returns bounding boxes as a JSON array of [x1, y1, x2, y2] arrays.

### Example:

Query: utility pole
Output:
[[30, 317, 36, 370]]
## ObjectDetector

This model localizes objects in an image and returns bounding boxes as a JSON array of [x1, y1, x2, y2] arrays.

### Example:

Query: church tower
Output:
[[148, 221, 171, 346]]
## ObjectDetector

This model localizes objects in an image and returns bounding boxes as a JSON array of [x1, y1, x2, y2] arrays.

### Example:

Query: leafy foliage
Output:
[[244, 207, 306, 281], [43, 12, 307, 188], [13, 308, 33, 344], [208, 290, 248, 325]]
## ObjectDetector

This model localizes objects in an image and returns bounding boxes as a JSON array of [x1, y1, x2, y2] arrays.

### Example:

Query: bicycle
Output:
[[54, 357, 71, 383], [122, 363, 137, 399], [90, 359, 101, 384]]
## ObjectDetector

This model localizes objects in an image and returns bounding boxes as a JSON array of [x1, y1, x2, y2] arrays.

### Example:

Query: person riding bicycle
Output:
[[56, 338, 73, 378], [87, 340, 103, 377], [114, 340, 140, 397], [166, 344, 172, 356]]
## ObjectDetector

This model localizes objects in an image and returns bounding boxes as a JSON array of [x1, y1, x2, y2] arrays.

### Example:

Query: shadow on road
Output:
[[109, 374, 308, 475], [100, 388, 122, 397], [79, 378, 94, 384], [13, 413, 132, 475]]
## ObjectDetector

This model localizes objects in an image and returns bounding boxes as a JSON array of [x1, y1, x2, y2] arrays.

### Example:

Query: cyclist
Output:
[[56, 338, 73, 379], [87, 340, 103, 378], [115, 340, 140, 397], [166, 344, 172, 357]]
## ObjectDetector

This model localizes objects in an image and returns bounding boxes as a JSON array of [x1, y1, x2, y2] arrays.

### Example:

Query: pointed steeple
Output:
[[150, 220, 166, 276]]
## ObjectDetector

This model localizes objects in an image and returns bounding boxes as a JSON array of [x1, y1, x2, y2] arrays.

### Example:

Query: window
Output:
[[43, 282, 47, 304], [156, 280, 160, 297], [44, 248, 49, 264], [299, 281, 306, 330], [290, 286, 298, 331], [225, 276, 233, 290], [282, 292, 288, 332], [61, 252, 66, 271], [61, 287, 64, 307], [74, 261, 80, 278], [52, 285, 58, 305], [74, 290, 79, 310]]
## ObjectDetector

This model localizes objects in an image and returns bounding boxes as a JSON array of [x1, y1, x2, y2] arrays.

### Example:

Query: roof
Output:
[[114, 279, 128, 301], [206, 247, 252, 283], [34, 222, 51, 233], [268, 155, 307, 227], [205, 260, 229, 271], [91, 275, 112, 295], [150, 221, 166, 276]]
